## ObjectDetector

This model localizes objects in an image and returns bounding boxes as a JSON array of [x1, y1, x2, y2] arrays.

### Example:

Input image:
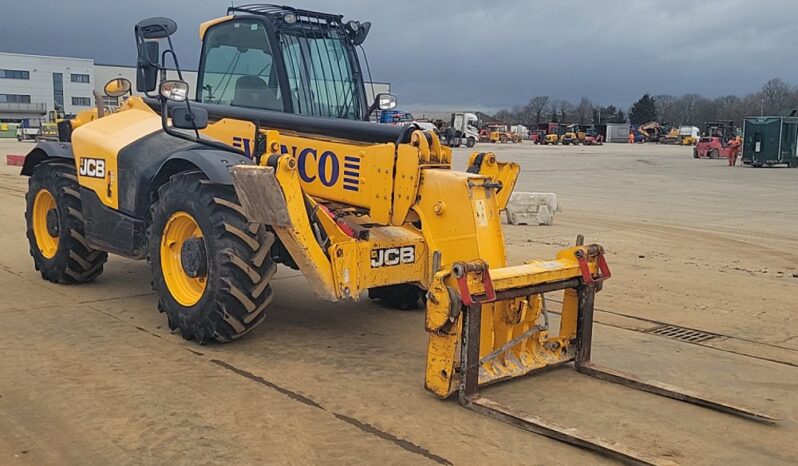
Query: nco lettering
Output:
[[281, 145, 360, 191]]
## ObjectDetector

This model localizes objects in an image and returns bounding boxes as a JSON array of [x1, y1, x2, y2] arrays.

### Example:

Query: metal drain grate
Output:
[[646, 325, 718, 343]]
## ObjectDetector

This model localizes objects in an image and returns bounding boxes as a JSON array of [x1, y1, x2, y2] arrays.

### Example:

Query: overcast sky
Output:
[[0, 0, 794, 112]]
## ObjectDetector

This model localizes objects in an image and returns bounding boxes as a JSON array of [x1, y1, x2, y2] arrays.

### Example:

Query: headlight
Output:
[[347, 20, 361, 33], [284, 13, 297, 24], [377, 93, 397, 111], [159, 80, 189, 102]]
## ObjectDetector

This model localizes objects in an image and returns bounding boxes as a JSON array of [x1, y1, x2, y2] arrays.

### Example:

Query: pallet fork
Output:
[[443, 238, 776, 466]]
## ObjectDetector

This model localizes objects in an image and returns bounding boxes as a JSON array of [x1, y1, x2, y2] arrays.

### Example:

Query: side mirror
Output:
[[104, 78, 132, 97], [136, 41, 159, 92], [172, 107, 208, 130], [376, 93, 398, 111], [364, 92, 398, 120], [136, 17, 178, 39]]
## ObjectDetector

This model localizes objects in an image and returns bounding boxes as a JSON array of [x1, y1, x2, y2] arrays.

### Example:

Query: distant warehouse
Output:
[[0, 51, 388, 125]]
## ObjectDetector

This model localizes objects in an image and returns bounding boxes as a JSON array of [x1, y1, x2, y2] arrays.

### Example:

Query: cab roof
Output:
[[227, 4, 344, 26]]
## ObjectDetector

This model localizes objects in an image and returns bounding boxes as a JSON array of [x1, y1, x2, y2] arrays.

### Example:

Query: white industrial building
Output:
[[0, 52, 95, 122], [0, 52, 198, 124], [0, 51, 390, 126]]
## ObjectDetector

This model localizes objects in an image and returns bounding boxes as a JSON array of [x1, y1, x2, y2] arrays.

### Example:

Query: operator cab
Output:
[[197, 5, 375, 120]]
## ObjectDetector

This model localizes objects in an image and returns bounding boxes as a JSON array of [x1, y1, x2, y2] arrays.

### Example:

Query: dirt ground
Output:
[[0, 139, 796, 465]]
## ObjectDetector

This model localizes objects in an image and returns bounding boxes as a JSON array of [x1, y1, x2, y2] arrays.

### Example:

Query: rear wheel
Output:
[[368, 284, 424, 310], [25, 162, 108, 283], [500, 134, 508, 143], [149, 171, 277, 343]]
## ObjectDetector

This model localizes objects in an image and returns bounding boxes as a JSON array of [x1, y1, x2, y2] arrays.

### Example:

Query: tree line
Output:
[[493, 79, 798, 128]]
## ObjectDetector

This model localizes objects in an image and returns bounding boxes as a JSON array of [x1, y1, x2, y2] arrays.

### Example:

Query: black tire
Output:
[[709, 149, 719, 159], [466, 137, 476, 148], [500, 135, 508, 143], [25, 162, 108, 284], [693, 148, 699, 159], [149, 171, 277, 343], [368, 284, 425, 310]]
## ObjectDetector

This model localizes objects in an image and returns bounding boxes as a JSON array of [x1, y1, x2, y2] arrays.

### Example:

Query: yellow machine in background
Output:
[[20, 6, 775, 464], [483, 124, 521, 143], [560, 124, 586, 145], [543, 132, 559, 145]]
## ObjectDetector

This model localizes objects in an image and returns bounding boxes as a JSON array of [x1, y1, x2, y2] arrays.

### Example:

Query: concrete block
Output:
[[506, 192, 558, 226]]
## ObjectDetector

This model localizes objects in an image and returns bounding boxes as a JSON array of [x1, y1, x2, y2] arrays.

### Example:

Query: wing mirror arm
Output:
[[157, 80, 247, 157]]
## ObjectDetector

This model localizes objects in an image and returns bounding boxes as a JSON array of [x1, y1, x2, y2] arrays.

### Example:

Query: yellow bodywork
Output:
[[70, 94, 607, 398], [199, 15, 233, 40], [71, 98, 161, 209], [226, 121, 604, 397]]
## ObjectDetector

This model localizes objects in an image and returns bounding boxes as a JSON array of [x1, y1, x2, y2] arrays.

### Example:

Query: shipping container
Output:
[[605, 123, 631, 143], [742, 116, 798, 167]]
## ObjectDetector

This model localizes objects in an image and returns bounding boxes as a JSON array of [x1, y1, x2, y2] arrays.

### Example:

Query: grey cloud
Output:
[[1, 0, 794, 112]]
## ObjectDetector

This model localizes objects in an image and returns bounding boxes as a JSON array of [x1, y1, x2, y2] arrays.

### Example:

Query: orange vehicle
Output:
[[481, 124, 521, 143], [694, 121, 737, 160]]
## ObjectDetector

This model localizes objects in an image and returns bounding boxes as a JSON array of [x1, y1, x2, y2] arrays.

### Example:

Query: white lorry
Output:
[[442, 112, 479, 148], [510, 124, 530, 141], [16, 126, 41, 141]]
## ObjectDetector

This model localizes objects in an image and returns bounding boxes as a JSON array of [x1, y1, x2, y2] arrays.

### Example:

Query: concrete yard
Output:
[[0, 139, 796, 465]]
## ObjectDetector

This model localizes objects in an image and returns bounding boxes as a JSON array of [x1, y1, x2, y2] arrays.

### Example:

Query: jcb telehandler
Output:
[[21, 5, 775, 464]]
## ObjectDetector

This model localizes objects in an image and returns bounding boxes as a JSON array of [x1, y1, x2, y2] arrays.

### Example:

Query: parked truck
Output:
[[441, 112, 479, 147]]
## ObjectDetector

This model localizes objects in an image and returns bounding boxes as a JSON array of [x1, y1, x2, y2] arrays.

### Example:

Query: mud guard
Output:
[[156, 150, 254, 186], [20, 142, 74, 176]]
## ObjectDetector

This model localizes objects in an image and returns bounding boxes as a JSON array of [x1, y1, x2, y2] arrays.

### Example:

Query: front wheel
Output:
[[466, 137, 476, 148], [500, 135, 508, 143], [709, 149, 719, 159], [149, 171, 277, 343]]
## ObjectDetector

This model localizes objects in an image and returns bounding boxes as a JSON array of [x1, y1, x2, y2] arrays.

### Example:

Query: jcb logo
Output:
[[371, 246, 415, 268], [79, 158, 105, 178]]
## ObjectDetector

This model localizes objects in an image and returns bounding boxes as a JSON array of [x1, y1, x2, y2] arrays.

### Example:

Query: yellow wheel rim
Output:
[[33, 189, 59, 259], [160, 211, 207, 307]]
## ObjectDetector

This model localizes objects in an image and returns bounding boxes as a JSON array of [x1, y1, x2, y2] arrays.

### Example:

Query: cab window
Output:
[[199, 20, 282, 111], [279, 25, 361, 120]]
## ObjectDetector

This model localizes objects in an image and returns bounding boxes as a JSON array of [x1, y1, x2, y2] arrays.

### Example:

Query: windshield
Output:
[[200, 20, 282, 110], [279, 24, 362, 120]]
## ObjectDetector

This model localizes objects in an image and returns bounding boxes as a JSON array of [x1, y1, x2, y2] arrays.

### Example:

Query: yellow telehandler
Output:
[[20, 6, 775, 464]]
